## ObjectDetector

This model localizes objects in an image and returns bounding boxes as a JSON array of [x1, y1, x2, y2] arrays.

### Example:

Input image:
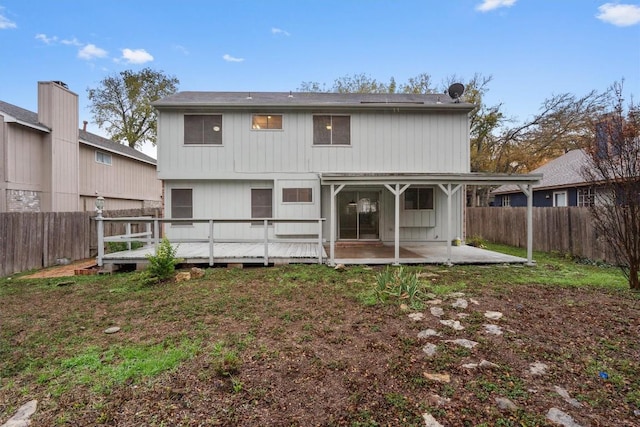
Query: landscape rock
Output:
[[190, 267, 205, 279], [334, 263, 346, 271], [452, 298, 468, 309], [423, 372, 451, 383], [104, 326, 121, 334], [484, 311, 503, 320], [469, 298, 480, 305], [462, 360, 501, 370], [408, 312, 425, 321], [422, 412, 445, 427], [448, 292, 465, 298], [484, 324, 503, 335], [430, 306, 444, 317], [554, 385, 583, 408], [495, 397, 518, 411], [175, 271, 191, 282], [426, 393, 451, 407], [546, 407, 583, 427], [417, 329, 441, 339], [1, 399, 37, 427], [426, 298, 443, 305], [440, 319, 464, 330], [445, 338, 478, 349], [529, 362, 549, 376], [422, 343, 438, 357]]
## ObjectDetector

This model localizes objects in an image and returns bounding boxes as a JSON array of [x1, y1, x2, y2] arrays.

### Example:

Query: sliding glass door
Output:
[[338, 191, 380, 240]]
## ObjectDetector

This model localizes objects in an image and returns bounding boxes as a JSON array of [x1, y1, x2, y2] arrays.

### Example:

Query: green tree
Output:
[[87, 68, 179, 149]]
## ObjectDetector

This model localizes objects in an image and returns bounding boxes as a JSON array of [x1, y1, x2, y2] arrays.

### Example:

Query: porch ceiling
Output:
[[319, 172, 542, 187]]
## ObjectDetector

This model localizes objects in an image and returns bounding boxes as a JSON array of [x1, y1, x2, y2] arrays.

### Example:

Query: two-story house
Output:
[[0, 81, 162, 213], [153, 91, 541, 265]]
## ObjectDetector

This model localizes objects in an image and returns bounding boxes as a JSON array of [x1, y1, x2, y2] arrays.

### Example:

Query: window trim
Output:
[[312, 114, 351, 146], [183, 114, 223, 146], [403, 187, 435, 211], [170, 188, 193, 227], [553, 191, 568, 207], [282, 187, 313, 204], [95, 150, 112, 166], [251, 114, 283, 131], [501, 195, 511, 207]]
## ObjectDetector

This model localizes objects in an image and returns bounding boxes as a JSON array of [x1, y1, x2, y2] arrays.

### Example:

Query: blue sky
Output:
[[1, 0, 639, 158]]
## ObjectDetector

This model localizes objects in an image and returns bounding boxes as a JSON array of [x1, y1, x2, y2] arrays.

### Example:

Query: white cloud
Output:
[[61, 37, 82, 46], [35, 33, 57, 44], [0, 9, 16, 29], [121, 48, 154, 64], [272, 27, 291, 36], [597, 3, 640, 26], [476, 0, 517, 12], [223, 53, 244, 62], [78, 44, 108, 60]]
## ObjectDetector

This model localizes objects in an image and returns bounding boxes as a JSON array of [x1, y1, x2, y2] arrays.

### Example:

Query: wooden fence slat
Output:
[[466, 207, 617, 264], [0, 208, 157, 277]]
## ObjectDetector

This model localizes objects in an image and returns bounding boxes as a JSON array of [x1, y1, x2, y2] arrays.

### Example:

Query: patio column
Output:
[[518, 183, 535, 266], [329, 184, 345, 266], [437, 183, 462, 266], [384, 184, 410, 266]]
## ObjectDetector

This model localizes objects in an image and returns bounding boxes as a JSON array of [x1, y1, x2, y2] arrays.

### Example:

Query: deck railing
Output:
[[96, 217, 326, 267]]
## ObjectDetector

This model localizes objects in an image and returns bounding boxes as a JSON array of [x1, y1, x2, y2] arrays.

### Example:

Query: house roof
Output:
[[79, 130, 156, 165], [492, 149, 591, 195], [0, 99, 155, 165], [153, 91, 475, 112], [321, 172, 542, 187], [0, 100, 50, 132]]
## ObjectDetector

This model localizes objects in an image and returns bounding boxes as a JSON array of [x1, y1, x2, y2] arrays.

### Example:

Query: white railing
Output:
[[96, 217, 326, 267]]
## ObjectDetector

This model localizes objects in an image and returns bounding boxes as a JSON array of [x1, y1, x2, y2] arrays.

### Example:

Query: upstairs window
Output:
[[184, 115, 222, 145], [252, 114, 283, 130], [404, 188, 434, 210], [95, 151, 112, 165], [313, 115, 350, 145], [283, 188, 312, 203]]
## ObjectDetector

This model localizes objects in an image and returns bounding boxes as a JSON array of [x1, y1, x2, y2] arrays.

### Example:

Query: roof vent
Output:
[[288, 91, 294, 98], [246, 92, 252, 100]]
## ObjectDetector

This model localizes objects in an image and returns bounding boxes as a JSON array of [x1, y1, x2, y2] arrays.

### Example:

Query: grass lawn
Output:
[[1, 244, 638, 426]]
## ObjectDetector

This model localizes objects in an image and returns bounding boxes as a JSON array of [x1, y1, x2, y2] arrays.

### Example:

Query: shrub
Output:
[[375, 266, 423, 308], [466, 235, 487, 248], [145, 238, 181, 281], [106, 241, 144, 253]]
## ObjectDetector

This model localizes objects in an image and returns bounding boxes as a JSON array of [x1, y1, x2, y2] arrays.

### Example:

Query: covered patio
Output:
[[321, 172, 542, 266]]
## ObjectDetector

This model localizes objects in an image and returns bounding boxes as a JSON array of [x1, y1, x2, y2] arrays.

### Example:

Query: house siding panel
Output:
[[158, 110, 470, 179]]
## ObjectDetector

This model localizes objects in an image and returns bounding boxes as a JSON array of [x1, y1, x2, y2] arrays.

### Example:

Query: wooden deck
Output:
[[101, 241, 528, 267]]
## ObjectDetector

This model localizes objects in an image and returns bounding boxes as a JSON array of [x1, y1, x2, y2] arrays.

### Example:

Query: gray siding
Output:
[[158, 111, 470, 178]]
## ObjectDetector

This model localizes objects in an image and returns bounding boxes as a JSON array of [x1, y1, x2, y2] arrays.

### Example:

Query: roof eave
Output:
[[79, 138, 157, 166]]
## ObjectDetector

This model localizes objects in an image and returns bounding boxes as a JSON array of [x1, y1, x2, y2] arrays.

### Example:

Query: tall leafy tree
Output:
[[87, 68, 179, 149], [582, 82, 640, 289]]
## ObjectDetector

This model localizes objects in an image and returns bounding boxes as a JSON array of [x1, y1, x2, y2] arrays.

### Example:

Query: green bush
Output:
[[106, 241, 144, 253], [145, 238, 181, 281], [466, 235, 487, 248], [375, 266, 423, 308]]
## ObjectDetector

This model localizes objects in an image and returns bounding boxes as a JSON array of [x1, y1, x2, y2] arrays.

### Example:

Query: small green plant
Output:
[[145, 238, 181, 281], [466, 235, 486, 248], [211, 341, 242, 377], [106, 241, 143, 253], [375, 266, 423, 308]]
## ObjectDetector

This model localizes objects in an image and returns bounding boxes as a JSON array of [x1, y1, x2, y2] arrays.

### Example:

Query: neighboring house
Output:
[[153, 91, 540, 264], [492, 149, 601, 208], [0, 81, 162, 212]]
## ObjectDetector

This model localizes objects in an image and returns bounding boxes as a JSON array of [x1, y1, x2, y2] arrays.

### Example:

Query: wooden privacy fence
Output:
[[466, 207, 616, 263], [0, 208, 160, 277]]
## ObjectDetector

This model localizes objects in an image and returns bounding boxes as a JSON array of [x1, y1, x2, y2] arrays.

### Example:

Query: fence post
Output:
[[154, 219, 160, 253]]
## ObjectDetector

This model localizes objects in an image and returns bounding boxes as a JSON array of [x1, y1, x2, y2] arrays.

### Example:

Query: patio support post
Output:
[[264, 219, 269, 266], [329, 184, 345, 266], [384, 184, 410, 266], [209, 220, 214, 266], [518, 184, 535, 266], [96, 214, 104, 267], [437, 183, 462, 266], [318, 219, 323, 264], [154, 219, 160, 253]]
